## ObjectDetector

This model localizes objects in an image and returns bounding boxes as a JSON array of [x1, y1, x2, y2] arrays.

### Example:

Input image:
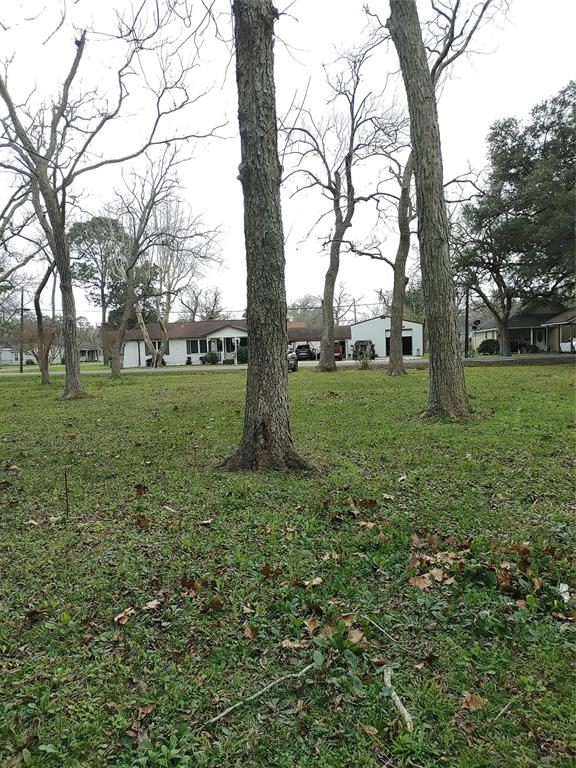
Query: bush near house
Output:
[[200, 351, 220, 365], [236, 345, 248, 364], [477, 338, 500, 355]]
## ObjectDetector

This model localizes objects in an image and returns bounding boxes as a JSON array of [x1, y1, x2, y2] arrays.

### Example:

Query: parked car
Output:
[[287, 347, 298, 372], [334, 342, 343, 361], [352, 340, 376, 360], [294, 343, 318, 361], [560, 337, 576, 353]]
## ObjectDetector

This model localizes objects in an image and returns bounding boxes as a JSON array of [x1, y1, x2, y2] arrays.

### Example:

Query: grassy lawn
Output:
[[0, 366, 574, 767]]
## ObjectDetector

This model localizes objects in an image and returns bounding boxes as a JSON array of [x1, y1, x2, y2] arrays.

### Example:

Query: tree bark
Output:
[[110, 275, 136, 379], [388, 0, 469, 418], [34, 263, 56, 385], [222, 0, 311, 471], [388, 153, 414, 377], [319, 235, 342, 373], [100, 291, 109, 365], [496, 318, 511, 356]]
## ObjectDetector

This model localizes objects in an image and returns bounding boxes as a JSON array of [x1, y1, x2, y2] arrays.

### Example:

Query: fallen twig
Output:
[[361, 614, 398, 645], [384, 667, 414, 732], [204, 662, 315, 727]]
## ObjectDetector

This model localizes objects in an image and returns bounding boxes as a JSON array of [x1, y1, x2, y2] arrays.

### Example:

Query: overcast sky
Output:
[[4, 0, 575, 323]]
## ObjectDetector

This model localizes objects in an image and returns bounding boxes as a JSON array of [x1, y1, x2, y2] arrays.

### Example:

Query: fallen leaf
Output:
[[304, 576, 323, 588], [426, 533, 439, 546], [23, 519, 39, 526], [411, 533, 426, 549], [348, 628, 368, 648], [303, 617, 319, 634], [461, 692, 488, 711], [243, 623, 258, 640], [295, 699, 304, 715], [381, 493, 395, 501], [199, 518, 214, 526], [114, 606, 136, 625], [6, 465, 21, 475], [135, 514, 151, 530], [261, 562, 282, 579], [202, 595, 224, 613], [340, 612, 357, 627], [281, 638, 309, 649], [242, 603, 255, 614], [414, 661, 426, 670], [444, 576, 456, 586], [354, 498, 377, 509], [360, 723, 378, 736], [409, 573, 433, 590], [370, 656, 387, 666], [134, 483, 148, 497], [136, 703, 155, 720], [430, 567, 445, 582], [142, 599, 160, 611], [104, 701, 119, 714], [319, 623, 336, 638], [357, 520, 377, 529]]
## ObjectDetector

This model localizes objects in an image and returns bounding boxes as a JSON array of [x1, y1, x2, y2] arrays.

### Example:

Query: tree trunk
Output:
[[496, 318, 511, 356], [58, 253, 86, 398], [136, 304, 158, 366], [222, 0, 311, 471], [388, 153, 414, 377], [110, 276, 136, 379], [388, 0, 469, 418], [318, 235, 341, 373], [101, 295, 109, 365], [34, 263, 55, 385]]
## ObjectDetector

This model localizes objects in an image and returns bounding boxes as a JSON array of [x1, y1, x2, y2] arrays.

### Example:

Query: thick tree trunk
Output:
[[59, 252, 86, 398], [101, 298, 109, 365], [318, 236, 341, 373], [136, 304, 159, 366], [222, 0, 310, 471], [496, 318, 511, 356], [388, 1, 469, 418], [388, 153, 414, 377], [110, 276, 136, 379]]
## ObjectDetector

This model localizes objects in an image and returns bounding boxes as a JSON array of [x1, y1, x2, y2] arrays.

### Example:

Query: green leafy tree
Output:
[[455, 82, 575, 355], [69, 217, 130, 363]]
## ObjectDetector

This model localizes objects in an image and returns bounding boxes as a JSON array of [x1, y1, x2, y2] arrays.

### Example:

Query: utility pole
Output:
[[464, 286, 470, 359], [19, 289, 24, 373]]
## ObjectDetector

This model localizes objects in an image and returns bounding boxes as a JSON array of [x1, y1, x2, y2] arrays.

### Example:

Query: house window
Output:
[[199, 339, 208, 353], [187, 339, 199, 355], [152, 340, 169, 354]]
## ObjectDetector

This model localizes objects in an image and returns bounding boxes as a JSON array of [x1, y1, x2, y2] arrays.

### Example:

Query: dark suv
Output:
[[352, 340, 376, 359], [294, 344, 318, 361]]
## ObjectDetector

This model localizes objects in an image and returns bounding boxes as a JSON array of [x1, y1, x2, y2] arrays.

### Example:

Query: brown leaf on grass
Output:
[[6, 465, 21, 475], [444, 576, 456, 586], [426, 533, 439, 547], [430, 567, 445, 582], [135, 514, 151, 530], [242, 603, 255, 614], [261, 562, 282, 579], [303, 617, 319, 634], [340, 612, 357, 627], [552, 611, 576, 621], [354, 498, 377, 509], [461, 692, 488, 711], [180, 577, 201, 595], [381, 493, 395, 501], [243, 623, 258, 640], [104, 701, 120, 714], [199, 518, 214, 526], [360, 723, 378, 736], [134, 483, 148, 497], [356, 520, 377, 529], [370, 656, 387, 666], [142, 599, 161, 611], [136, 703, 155, 720], [304, 577, 323, 588], [281, 638, 309, 649], [295, 699, 304, 715], [114, 606, 136, 625], [348, 628, 368, 648], [409, 573, 433, 590], [411, 534, 426, 549], [202, 595, 224, 613], [319, 623, 336, 638], [532, 577, 543, 593]]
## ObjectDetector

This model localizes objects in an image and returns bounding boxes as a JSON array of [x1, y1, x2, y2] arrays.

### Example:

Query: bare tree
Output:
[[32, 259, 58, 384], [386, 0, 501, 416], [283, 38, 403, 372], [138, 204, 219, 366], [108, 150, 184, 378], [181, 286, 229, 322], [0, 2, 220, 397], [222, 0, 310, 471]]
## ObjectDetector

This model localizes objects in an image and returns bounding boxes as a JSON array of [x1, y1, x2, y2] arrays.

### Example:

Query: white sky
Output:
[[3, 0, 575, 322]]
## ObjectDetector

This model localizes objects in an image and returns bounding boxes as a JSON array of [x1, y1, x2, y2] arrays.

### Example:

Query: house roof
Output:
[[475, 312, 561, 332], [540, 308, 576, 326], [124, 319, 248, 341], [350, 314, 423, 327], [288, 325, 351, 342]]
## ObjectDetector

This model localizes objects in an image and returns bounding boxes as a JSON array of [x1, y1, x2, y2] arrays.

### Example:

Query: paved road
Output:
[[1, 354, 574, 379]]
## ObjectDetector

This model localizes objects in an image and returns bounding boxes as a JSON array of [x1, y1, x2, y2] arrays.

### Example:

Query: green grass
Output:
[[0, 366, 575, 767]]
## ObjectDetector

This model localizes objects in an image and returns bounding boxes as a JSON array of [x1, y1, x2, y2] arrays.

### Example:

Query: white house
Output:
[[123, 320, 249, 367], [350, 316, 424, 357]]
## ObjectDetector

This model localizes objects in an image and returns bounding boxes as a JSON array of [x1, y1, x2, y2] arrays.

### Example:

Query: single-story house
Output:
[[350, 316, 424, 357], [0, 343, 102, 366], [287, 324, 352, 357], [123, 320, 249, 367], [471, 301, 573, 353]]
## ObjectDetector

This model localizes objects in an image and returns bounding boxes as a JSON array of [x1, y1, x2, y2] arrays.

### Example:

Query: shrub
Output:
[[185, 356, 192, 365], [25, 359, 36, 366], [200, 351, 219, 365], [236, 346, 248, 364], [477, 338, 499, 355]]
